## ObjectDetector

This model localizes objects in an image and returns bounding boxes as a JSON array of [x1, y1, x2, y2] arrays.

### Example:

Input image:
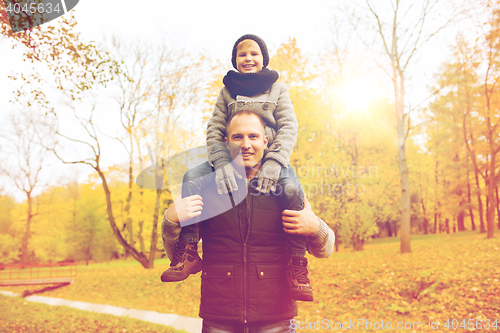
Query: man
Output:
[[162, 110, 334, 332]]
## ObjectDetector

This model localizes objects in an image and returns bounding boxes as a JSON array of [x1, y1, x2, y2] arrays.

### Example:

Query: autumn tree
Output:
[[477, 3, 500, 238], [1, 3, 74, 264], [0, 193, 19, 264], [4, 13, 158, 266], [0, 109, 55, 264], [30, 180, 79, 262], [6, 10, 220, 268], [340, 0, 461, 252], [65, 184, 117, 264], [103, 36, 216, 267], [429, 2, 500, 238], [273, 38, 400, 250], [102, 36, 153, 259], [424, 39, 481, 234]]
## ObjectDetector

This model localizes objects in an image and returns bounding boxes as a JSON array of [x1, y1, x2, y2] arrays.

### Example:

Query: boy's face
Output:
[[225, 113, 268, 172], [236, 39, 264, 73]]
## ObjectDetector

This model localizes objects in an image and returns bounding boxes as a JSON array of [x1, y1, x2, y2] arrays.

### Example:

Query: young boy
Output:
[[161, 34, 313, 302]]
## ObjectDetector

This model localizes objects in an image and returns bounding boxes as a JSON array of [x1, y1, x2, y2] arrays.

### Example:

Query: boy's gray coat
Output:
[[206, 82, 298, 168]]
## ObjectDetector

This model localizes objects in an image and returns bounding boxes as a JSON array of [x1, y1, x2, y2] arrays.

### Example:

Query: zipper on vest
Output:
[[242, 182, 252, 324], [243, 242, 247, 323]]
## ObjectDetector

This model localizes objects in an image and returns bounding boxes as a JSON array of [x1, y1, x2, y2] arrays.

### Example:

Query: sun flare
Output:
[[339, 79, 375, 112]]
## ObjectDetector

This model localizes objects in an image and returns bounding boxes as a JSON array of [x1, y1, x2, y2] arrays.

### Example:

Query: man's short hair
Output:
[[226, 110, 266, 133]]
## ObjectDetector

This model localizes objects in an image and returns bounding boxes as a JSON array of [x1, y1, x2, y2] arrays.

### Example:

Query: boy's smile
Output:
[[236, 39, 264, 73]]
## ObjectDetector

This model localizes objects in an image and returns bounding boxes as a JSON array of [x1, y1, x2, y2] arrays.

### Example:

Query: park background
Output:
[[1, 0, 499, 332]]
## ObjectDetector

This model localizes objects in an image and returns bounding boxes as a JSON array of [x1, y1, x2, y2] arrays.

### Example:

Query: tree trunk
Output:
[[148, 189, 163, 269], [139, 220, 146, 254], [463, 109, 485, 233], [496, 186, 500, 230], [474, 168, 486, 233], [387, 221, 393, 237], [484, 54, 497, 238], [434, 160, 440, 234], [467, 157, 476, 231], [457, 209, 465, 231], [125, 133, 135, 255], [86, 245, 90, 266], [96, 167, 149, 268], [456, 175, 466, 232], [421, 198, 428, 234], [394, 66, 411, 253], [20, 191, 33, 264], [486, 144, 496, 238], [451, 153, 465, 232], [486, 194, 490, 231], [352, 235, 364, 251], [352, 135, 363, 251], [135, 135, 147, 255]]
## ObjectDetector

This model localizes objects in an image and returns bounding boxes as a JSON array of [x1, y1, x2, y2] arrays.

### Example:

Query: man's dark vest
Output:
[[197, 175, 297, 323]]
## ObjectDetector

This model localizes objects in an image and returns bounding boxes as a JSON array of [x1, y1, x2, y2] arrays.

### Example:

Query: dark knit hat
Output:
[[231, 34, 269, 70]]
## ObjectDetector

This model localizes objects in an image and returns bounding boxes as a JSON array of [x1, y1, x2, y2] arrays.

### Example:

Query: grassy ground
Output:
[[0, 294, 184, 333], [1, 231, 499, 332]]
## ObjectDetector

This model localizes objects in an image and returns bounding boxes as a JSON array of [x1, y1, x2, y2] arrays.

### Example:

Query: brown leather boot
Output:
[[287, 256, 313, 301], [160, 242, 202, 282]]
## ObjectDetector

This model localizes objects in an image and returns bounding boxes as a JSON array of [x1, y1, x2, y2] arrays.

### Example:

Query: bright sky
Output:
[[73, 0, 335, 59], [1, 0, 460, 114], [1, 0, 466, 112], [0, 0, 467, 199], [0, 0, 337, 108]]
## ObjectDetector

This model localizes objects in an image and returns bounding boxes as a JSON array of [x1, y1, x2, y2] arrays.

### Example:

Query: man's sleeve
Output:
[[306, 219, 335, 258], [160, 210, 181, 261]]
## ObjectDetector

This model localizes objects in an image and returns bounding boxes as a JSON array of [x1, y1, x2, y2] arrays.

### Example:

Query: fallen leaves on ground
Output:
[[0, 294, 184, 333], [2, 232, 499, 333]]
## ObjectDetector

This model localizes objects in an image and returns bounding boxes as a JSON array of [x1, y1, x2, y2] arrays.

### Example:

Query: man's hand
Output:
[[215, 163, 243, 194], [166, 195, 204, 223], [282, 194, 320, 236]]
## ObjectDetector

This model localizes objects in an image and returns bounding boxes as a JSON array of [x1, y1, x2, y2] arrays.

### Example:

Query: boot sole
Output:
[[291, 290, 314, 302], [160, 259, 203, 282]]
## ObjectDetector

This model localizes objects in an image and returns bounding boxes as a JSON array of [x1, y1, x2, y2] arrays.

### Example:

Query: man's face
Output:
[[236, 39, 264, 73], [225, 113, 268, 171]]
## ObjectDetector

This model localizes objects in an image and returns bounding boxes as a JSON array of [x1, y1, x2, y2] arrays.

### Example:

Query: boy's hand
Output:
[[256, 159, 281, 194], [166, 195, 204, 223], [215, 162, 243, 194]]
